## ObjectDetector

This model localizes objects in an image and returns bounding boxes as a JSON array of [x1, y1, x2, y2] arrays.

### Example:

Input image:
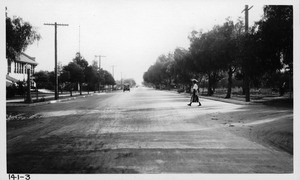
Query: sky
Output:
[[4, 0, 268, 84]]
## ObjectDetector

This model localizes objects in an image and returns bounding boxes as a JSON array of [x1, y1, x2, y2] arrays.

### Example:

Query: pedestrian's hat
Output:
[[191, 79, 198, 83]]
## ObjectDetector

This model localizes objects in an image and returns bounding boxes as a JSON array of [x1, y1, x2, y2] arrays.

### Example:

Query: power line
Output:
[[44, 22, 69, 100]]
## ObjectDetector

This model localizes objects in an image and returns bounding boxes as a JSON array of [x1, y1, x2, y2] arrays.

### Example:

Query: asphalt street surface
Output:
[[7, 87, 293, 173]]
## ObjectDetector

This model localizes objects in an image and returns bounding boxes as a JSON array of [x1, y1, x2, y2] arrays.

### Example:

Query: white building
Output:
[[6, 52, 38, 86]]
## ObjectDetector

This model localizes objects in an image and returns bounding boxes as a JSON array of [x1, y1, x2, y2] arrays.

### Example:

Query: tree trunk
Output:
[[242, 81, 246, 95], [289, 69, 292, 99], [225, 67, 233, 99], [207, 73, 213, 96], [79, 83, 82, 95], [69, 83, 73, 97], [244, 75, 250, 102]]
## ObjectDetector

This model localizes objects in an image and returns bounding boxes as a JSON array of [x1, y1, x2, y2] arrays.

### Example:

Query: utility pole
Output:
[[44, 22, 68, 100], [110, 65, 116, 91], [241, 5, 253, 102], [111, 65, 115, 79], [79, 26, 81, 53], [95, 55, 106, 70], [25, 64, 32, 103], [242, 5, 253, 33], [121, 72, 123, 87], [95, 55, 106, 92]]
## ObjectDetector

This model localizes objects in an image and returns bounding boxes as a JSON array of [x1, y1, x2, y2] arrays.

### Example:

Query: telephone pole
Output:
[[44, 22, 68, 100], [241, 5, 253, 102], [95, 55, 106, 70], [121, 72, 123, 87], [79, 26, 81, 53], [95, 55, 106, 92], [111, 65, 115, 79], [242, 5, 253, 33]]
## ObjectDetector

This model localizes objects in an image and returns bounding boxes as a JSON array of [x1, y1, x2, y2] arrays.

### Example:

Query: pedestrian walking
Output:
[[188, 79, 201, 106]]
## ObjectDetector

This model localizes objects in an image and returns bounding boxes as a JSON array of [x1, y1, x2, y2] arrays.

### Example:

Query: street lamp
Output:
[[25, 64, 32, 103]]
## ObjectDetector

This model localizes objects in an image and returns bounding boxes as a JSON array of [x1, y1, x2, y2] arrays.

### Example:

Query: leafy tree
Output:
[[63, 62, 84, 96], [189, 28, 224, 95], [143, 54, 174, 89], [60, 70, 72, 95], [123, 78, 136, 87], [215, 19, 240, 98], [88, 60, 102, 92], [234, 5, 293, 101], [6, 16, 41, 62], [158, 54, 175, 89], [73, 52, 88, 69], [16, 81, 26, 97], [102, 70, 115, 86], [33, 71, 49, 89], [72, 52, 88, 95], [33, 71, 51, 89], [256, 5, 293, 72], [84, 65, 98, 93], [256, 5, 293, 97], [173, 48, 195, 91]]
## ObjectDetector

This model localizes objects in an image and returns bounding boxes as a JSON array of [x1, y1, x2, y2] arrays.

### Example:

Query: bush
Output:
[[39, 97, 45, 102], [177, 89, 184, 93], [16, 81, 26, 96], [6, 84, 17, 98]]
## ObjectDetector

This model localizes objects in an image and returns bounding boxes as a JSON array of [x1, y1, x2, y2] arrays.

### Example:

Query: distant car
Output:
[[123, 84, 130, 92]]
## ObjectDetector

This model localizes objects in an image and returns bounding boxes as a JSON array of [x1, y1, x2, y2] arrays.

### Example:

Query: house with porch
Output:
[[6, 52, 38, 87]]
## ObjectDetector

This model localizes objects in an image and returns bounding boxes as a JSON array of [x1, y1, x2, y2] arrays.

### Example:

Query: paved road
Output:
[[7, 87, 293, 173]]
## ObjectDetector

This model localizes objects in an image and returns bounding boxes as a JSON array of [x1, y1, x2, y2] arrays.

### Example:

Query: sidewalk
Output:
[[199, 95, 255, 105], [6, 91, 105, 107], [166, 89, 292, 106], [200, 94, 293, 107]]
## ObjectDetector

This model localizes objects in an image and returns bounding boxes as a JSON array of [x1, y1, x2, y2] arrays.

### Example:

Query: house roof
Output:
[[6, 81, 14, 87], [6, 75, 19, 86], [6, 74, 19, 82], [16, 52, 38, 65]]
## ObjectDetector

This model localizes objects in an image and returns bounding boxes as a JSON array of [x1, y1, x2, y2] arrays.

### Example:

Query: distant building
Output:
[[6, 52, 38, 87]]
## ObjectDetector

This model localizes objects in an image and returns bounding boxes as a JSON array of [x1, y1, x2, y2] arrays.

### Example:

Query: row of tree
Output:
[[143, 5, 293, 101], [34, 52, 116, 96]]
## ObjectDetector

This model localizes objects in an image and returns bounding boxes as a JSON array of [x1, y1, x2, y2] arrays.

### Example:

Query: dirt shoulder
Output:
[[213, 103, 293, 155], [184, 91, 293, 155]]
